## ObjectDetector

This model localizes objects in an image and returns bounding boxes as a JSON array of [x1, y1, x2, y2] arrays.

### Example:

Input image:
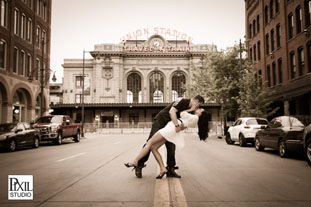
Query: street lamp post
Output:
[[82, 50, 85, 137], [40, 38, 45, 117], [28, 37, 56, 118]]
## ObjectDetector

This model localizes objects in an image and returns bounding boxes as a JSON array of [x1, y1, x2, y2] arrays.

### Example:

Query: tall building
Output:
[[0, 0, 52, 123], [245, 0, 311, 115], [52, 35, 221, 126]]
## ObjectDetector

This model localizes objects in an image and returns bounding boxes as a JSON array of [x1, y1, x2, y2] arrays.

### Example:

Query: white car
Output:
[[226, 117, 268, 147]]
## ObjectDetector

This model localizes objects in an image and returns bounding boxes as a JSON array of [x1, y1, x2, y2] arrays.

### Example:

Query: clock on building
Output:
[[150, 38, 164, 49]]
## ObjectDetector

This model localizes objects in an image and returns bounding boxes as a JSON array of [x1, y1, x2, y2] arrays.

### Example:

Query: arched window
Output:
[[305, 0, 311, 27], [13, 47, 19, 73], [295, 6, 302, 34], [13, 89, 26, 122], [275, 0, 280, 14], [36, 25, 41, 48], [27, 18, 32, 42], [249, 24, 252, 38], [14, 8, 19, 35], [0, 39, 6, 69], [19, 50, 25, 76], [257, 15, 260, 32], [265, 5, 269, 24], [172, 72, 186, 101], [1, 0, 8, 28], [270, 0, 274, 19], [21, 13, 26, 39], [253, 19, 256, 35], [149, 71, 164, 103], [307, 41, 311, 73], [127, 73, 141, 103]]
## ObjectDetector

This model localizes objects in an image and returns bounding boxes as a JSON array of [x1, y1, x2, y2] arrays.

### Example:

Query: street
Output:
[[0, 133, 310, 207]]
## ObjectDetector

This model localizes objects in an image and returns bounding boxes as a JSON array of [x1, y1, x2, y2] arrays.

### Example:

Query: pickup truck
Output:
[[33, 115, 81, 145]]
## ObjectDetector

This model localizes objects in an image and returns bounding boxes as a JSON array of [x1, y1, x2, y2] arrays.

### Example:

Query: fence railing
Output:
[[83, 121, 224, 136]]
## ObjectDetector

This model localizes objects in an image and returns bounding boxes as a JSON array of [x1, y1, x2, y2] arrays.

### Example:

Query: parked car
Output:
[[33, 115, 81, 145], [226, 117, 268, 147], [303, 124, 311, 166], [255, 116, 311, 158], [0, 122, 40, 152]]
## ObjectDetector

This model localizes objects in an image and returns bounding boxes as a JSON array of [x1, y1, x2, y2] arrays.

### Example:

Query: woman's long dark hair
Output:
[[198, 111, 209, 141]]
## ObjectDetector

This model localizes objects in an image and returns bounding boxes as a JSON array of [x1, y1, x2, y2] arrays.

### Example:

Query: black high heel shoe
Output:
[[156, 170, 167, 179], [124, 163, 137, 171]]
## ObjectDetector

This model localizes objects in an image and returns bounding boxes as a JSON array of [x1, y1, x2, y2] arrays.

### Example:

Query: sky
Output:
[[50, 0, 245, 83]]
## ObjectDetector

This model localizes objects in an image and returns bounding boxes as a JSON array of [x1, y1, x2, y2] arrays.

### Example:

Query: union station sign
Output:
[[120, 27, 194, 43], [121, 27, 193, 53]]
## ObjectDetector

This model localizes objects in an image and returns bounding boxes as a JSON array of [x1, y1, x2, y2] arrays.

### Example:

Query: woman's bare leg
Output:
[[132, 132, 166, 166], [151, 139, 167, 173]]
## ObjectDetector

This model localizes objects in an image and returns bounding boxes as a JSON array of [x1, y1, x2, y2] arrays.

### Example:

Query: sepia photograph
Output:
[[0, 0, 311, 206]]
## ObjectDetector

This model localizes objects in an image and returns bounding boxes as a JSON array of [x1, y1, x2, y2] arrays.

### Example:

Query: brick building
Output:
[[245, 0, 311, 115], [0, 0, 52, 123]]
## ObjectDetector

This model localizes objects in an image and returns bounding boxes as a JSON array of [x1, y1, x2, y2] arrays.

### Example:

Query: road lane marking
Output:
[[169, 179, 188, 207], [153, 146, 188, 207], [154, 179, 171, 207], [56, 153, 86, 162], [113, 141, 121, 145]]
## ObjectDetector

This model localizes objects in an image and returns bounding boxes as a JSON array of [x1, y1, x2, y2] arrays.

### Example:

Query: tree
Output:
[[237, 63, 278, 118], [186, 41, 277, 134]]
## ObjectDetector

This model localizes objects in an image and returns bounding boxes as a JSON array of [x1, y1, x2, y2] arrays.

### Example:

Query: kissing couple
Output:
[[125, 95, 209, 179]]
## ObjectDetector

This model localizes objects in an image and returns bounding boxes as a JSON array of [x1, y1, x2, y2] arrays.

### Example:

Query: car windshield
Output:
[[0, 124, 17, 132], [36, 116, 62, 124], [246, 119, 268, 125]]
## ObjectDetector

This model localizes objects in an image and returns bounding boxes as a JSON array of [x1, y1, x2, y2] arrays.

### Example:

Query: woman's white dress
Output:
[[158, 111, 199, 148]]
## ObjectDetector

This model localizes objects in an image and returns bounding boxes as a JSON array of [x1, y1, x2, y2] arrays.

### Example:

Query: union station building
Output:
[[52, 35, 221, 126]]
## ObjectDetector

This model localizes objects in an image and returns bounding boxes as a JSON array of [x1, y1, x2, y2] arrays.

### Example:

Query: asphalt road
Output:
[[0, 133, 310, 207]]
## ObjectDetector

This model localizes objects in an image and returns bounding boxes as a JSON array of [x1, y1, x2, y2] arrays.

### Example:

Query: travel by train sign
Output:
[[121, 27, 193, 52]]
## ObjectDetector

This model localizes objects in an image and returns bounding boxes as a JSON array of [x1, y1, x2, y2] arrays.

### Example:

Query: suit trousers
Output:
[[137, 119, 176, 168]]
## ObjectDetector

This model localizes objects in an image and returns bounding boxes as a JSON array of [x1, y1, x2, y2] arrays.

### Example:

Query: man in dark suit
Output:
[[135, 95, 204, 178]]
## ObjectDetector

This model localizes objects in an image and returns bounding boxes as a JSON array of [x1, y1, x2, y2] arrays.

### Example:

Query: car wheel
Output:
[[239, 134, 246, 147], [225, 133, 235, 145], [255, 136, 264, 151], [279, 139, 289, 158], [54, 132, 62, 145], [305, 138, 311, 166], [33, 137, 39, 148], [73, 131, 80, 142], [9, 139, 16, 152]]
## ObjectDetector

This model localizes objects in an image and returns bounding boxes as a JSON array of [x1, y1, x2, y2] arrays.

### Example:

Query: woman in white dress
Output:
[[125, 108, 209, 178]]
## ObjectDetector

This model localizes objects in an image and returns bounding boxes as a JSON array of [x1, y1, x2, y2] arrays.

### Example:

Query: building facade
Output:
[[0, 0, 52, 123], [49, 82, 63, 105], [52, 35, 221, 126], [245, 0, 311, 116]]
